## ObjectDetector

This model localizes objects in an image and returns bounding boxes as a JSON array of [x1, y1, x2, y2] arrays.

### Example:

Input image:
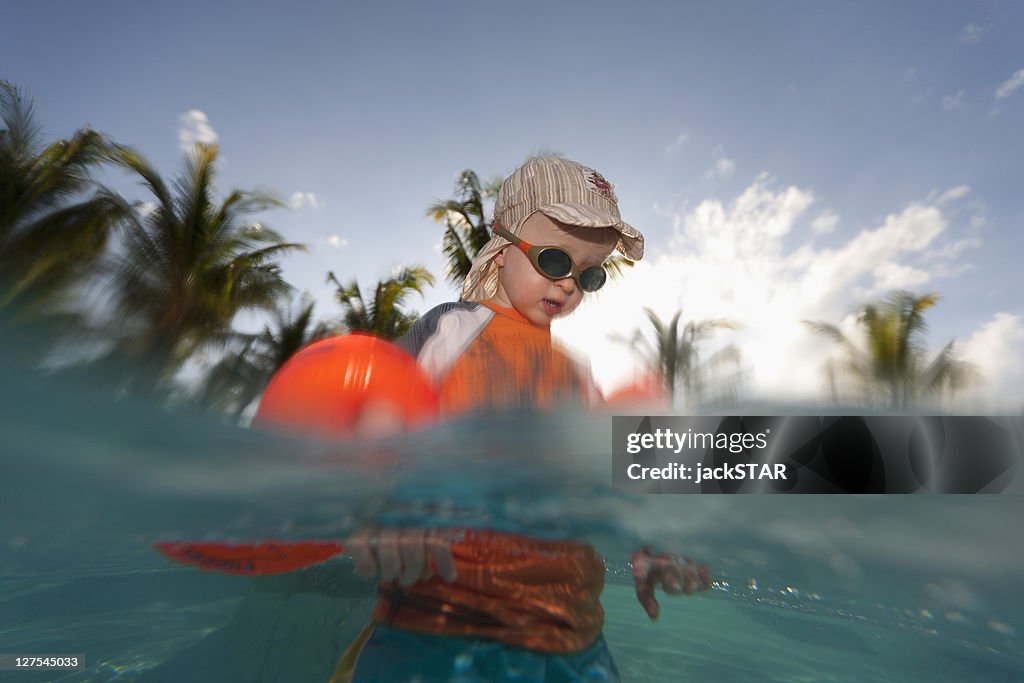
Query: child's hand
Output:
[[630, 547, 712, 620], [346, 528, 458, 587]]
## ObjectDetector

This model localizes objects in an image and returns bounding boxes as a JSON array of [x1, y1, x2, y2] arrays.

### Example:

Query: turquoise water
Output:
[[2, 366, 1022, 681]]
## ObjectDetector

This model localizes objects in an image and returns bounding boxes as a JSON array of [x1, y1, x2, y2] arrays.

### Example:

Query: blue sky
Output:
[[3, 1, 1022, 406]]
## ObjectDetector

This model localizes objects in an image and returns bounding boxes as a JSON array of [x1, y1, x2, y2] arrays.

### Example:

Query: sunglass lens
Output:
[[579, 266, 607, 292], [536, 248, 572, 278]]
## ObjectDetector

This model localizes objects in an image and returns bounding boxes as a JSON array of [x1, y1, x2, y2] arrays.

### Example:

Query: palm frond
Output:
[[812, 290, 972, 408], [428, 167, 497, 289], [614, 307, 741, 408], [89, 143, 309, 398], [328, 266, 434, 339]]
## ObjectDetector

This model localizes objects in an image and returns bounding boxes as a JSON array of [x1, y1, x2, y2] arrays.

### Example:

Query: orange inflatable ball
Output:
[[253, 334, 438, 438], [603, 374, 671, 411]]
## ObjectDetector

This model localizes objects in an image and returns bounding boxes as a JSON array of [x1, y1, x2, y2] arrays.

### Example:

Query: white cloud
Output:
[[936, 185, 970, 205], [931, 187, 986, 237], [664, 133, 689, 156], [942, 90, 966, 111], [704, 146, 736, 179], [994, 67, 1024, 101], [958, 23, 988, 45], [873, 262, 932, 290], [555, 177, 990, 407], [929, 261, 975, 280], [289, 191, 321, 210], [811, 210, 839, 234], [325, 235, 348, 249], [924, 237, 981, 261], [903, 66, 917, 82], [961, 314, 1024, 409], [177, 110, 219, 151]]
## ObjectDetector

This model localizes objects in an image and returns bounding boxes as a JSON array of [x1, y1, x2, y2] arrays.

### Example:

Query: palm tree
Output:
[[96, 142, 306, 398], [805, 290, 975, 409], [326, 266, 435, 340], [196, 293, 333, 417], [0, 81, 127, 361], [615, 308, 740, 408], [427, 169, 502, 289], [427, 164, 634, 295]]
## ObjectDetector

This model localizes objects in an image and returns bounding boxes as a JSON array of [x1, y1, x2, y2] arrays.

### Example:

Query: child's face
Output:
[[491, 212, 618, 327]]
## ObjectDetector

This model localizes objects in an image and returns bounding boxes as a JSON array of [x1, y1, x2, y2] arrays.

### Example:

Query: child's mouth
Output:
[[542, 299, 562, 316]]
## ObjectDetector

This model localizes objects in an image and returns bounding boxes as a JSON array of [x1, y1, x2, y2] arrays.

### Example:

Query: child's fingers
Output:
[[676, 559, 712, 594], [398, 530, 427, 586], [630, 549, 712, 617], [346, 528, 459, 585], [683, 566, 704, 594], [346, 530, 379, 579], [698, 563, 712, 587], [663, 558, 711, 595], [375, 532, 402, 582], [425, 535, 458, 583], [634, 579, 660, 619], [631, 554, 660, 619]]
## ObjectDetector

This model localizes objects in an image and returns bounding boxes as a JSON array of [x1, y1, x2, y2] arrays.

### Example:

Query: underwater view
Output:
[[2, 363, 1022, 683], [8, 2, 1024, 679], [4, 4, 1024, 680]]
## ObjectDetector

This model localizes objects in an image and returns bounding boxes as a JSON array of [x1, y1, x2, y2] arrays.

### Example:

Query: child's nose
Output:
[[554, 276, 577, 293]]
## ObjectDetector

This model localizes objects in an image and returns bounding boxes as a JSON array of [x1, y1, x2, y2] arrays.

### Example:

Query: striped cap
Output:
[[462, 157, 644, 302]]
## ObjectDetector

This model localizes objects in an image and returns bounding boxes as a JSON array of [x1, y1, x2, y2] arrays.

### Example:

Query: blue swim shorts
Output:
[[340, 623, 622, 683]]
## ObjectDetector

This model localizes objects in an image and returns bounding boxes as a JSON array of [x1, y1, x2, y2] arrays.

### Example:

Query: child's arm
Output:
[[630, 548, 712, 620]]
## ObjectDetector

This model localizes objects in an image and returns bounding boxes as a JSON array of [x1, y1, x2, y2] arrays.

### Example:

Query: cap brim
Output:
[[539, 204, 644, 261]]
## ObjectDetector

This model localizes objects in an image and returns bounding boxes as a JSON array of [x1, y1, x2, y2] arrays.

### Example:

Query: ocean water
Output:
[[2, 365, 1022, 682]]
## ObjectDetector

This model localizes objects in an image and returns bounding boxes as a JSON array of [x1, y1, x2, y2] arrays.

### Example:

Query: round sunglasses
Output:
[[493, 224, 608, 292]]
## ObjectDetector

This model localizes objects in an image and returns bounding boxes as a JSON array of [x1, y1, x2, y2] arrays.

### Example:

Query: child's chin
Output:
[[525, 309, 555, 326]]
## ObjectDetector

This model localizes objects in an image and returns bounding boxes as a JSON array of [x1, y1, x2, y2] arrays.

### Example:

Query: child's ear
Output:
[[494, 248, 506, 267]]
